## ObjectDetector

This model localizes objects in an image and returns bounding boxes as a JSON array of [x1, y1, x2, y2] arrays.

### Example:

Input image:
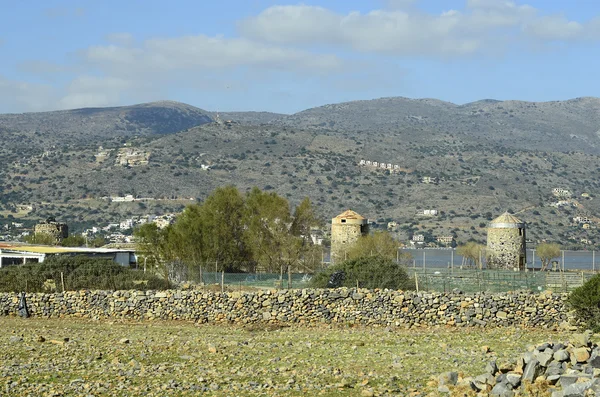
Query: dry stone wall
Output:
[[0, 289, 570, 328]]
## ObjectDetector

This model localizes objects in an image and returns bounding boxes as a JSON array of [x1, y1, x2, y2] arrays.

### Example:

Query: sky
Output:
[[1, 0, 600, 114]]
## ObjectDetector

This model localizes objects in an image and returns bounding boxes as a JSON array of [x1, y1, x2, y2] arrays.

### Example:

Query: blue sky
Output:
[[1, 0, 600, 113]]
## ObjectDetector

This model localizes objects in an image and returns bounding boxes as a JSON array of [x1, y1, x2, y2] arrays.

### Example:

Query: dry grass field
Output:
[[0, 317, 577, 396]]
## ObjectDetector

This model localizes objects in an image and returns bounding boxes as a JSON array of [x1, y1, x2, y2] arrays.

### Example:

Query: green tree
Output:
[[89, 236, 106, 248], [458, 242, 486, 269], [568, 274, 600, 332], [290, 197, 322, 272], [243, 187, 297, 273], [61, 235, 86, 247], [197, 186, 250, 271], [311, 255, 415, 290], [536, 242, 561, 271], [170, 204, 206, 272], [23, 233, 57, 245], [347, 231, 402, 261]]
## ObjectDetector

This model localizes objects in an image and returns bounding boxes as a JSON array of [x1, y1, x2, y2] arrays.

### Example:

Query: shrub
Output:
[[310, 255, 415, 290], [0, 256, 171, 293], [568, 274, 600, 332]]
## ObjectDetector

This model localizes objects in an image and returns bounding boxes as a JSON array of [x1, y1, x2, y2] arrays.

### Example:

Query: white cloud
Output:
[[0, 76, 55, 112], [523, 16, 584, 40], [58, 76, 135, 109], [238, 2, 599, 57], [82, 35, 343, 74]]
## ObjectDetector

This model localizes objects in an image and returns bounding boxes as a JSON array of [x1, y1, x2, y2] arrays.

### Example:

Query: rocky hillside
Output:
[[2, 97, 600, 247], [279, 96, 600, 154], [0, 100, 213, 148]]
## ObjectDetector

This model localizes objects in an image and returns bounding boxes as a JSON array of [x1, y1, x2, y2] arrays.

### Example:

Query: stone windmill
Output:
[[486, 212, 527, 271]]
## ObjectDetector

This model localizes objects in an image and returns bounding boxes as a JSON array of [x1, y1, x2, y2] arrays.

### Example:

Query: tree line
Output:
[[134, 186, 322, 282]]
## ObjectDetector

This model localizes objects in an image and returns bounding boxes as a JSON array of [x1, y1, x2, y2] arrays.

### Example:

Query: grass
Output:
[[0, 317, 575, 396]]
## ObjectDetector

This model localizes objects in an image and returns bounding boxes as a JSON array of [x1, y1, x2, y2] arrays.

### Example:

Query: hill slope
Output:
[[0, 101, 213, 148], [1, 97, 600, 248], [278, 96, 600, 154]]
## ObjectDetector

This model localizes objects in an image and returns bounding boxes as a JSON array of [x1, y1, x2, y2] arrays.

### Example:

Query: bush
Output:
[[310, 255, 415, 290], [0, 256, 171, 293], [568, 274, 600, 332]]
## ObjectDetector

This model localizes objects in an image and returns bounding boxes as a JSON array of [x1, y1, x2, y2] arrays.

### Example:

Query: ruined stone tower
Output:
[[331, 210, 369, 264], [34, 217, 69, 243], [486, 212, 526, 271]]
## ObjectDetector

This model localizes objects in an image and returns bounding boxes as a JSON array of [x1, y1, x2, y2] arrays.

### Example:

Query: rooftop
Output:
[[333, 209, 366, 220]]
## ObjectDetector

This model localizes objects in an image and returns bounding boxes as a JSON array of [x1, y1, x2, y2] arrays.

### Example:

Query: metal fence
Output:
[[400, 248, 600, 271]]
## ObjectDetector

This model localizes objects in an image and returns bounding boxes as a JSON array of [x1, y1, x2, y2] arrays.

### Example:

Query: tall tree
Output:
[[536, 242, 561, 271], [458, 242, 486, 269], [347, 231, 403, 262], [198, 186, 250, 271], [243, 187, 296, 273], [171, 204, 205, 271]]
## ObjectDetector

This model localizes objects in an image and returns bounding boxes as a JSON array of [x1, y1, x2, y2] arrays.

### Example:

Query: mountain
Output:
[[278, 96, 600, 154], [0, 101, 213, 148], [1, 96, 600, 249], [216, 111, 286, 125]]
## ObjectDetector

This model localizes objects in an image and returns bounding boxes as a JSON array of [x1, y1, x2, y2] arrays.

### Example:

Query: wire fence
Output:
[[400, 248, 600, 271], [0, 257, 597, 294]]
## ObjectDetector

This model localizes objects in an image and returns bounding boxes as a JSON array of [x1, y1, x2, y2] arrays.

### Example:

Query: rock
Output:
[[119, 338, 130, 344], [208, 344, 218, 354], [505, 373, 522, 388], [554, 349, 570, 362], [360, 389, 374, 397], [522, 359, 542, 383], [496, 311, 508, 319], [562, 380, 593, 397], [485, 360, 499, 376], [9, 336, 23, 343], [36, 335, 46, 343], [559, 376, 580, 389], [537, 351, 553, 367], [490, 382, 515, 397], [571, 331, 592, 348], [438, 371, 458, 386], [572, 347, 590, 363], [437, 385, 450, 393]]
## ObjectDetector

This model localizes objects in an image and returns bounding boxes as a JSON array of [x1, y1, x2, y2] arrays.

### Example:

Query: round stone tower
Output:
[[486, 212, 527, 271], [330, 209, 369, 264]]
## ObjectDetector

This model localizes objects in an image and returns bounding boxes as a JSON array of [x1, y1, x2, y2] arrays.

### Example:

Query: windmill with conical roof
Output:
[[486, 212, 527, 271]]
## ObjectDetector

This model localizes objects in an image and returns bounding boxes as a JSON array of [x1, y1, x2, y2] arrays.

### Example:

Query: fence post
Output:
[[60, 272, 65, 292], [561, 251, 565, 272], [279, 265, 283, 289], [423, 251, 426, 270], [593, 250, 596, 272], [288, 265, 292, 289], [221, 271, 224, 293]]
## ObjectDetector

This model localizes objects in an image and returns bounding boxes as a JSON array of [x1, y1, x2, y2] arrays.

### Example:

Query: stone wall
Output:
[[0, 289, 571, 328]]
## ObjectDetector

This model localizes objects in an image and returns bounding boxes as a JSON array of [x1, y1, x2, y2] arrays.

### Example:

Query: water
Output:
[[400, 248, 599, 271]]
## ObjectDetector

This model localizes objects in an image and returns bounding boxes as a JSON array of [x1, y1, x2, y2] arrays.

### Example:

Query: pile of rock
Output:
[[439, 331, 600, 396]]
